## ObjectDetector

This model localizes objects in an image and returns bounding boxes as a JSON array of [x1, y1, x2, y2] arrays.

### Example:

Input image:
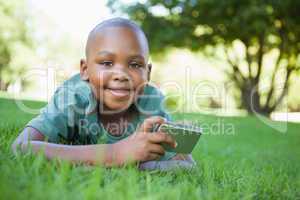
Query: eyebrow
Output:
[[128, 55, 145, 61], [97, 51, 145, 60], [97, 51, 114, 56]]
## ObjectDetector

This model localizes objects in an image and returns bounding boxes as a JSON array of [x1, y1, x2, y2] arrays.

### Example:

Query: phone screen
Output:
[[157, 122, 202, 154]]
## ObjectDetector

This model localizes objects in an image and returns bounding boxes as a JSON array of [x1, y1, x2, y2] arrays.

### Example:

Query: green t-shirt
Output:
[[27, 73, 176, 161]]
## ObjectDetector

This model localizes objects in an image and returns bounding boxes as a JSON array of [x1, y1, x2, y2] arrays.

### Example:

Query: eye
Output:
[[99, 61, 113, 67], [129, 62, 144, 69]]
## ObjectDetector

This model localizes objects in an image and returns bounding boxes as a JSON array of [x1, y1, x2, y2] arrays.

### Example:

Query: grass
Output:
[[0, 97, 299, 199]]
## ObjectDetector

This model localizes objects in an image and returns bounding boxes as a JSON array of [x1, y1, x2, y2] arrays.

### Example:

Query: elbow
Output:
[[171, 154, 197, 167], [11, 139, 20, 155], [11, 139, 26, 155], [11, 127, 44, 155]]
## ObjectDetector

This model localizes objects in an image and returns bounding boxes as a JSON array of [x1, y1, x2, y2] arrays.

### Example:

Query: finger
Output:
[[145, 152, 161, 161], [171, 154, 187, 160], [138, 116, 166, 133], [148, 132, 177, 148], [148, 144, 165, 155]]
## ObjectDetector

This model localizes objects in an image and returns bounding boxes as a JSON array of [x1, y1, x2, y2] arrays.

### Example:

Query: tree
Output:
[[0, 0, 32, 91], [108, 0, 300, 116]]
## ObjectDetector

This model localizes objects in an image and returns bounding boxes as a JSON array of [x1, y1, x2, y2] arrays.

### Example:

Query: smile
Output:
[[106, 88, 132, 98]]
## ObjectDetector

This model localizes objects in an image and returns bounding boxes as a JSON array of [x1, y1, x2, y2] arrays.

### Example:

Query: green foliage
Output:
[[108, 0, 300, 115], [1, 97, 300, 199], [0, 0, 33, 90], [109, 0, 300, 54]]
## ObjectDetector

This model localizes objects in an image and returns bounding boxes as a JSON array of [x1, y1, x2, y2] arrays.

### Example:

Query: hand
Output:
[[112, 116, 177, 165], [171, 154, 189, 160], [171, 153, 196, 165]]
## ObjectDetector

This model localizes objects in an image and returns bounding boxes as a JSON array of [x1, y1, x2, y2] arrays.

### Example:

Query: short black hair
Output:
[[85, 17, 149, 57]]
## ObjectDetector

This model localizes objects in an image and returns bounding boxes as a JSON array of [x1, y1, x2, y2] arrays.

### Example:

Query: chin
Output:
[[101, 102, 133, 114]]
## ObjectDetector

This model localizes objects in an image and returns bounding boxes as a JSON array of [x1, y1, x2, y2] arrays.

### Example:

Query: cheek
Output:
[[87, 69, 111, 100], [130, 74, 148, 102], [130, 70, 148, 89], [88, 67, 110, 87]]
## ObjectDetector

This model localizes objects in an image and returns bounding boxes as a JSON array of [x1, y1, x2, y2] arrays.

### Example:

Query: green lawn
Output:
[[0, 97, 299, 199]]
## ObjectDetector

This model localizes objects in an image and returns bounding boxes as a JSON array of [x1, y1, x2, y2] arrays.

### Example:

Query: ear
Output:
[[80, 59, 89, 81], [147, 63, 152, 81]]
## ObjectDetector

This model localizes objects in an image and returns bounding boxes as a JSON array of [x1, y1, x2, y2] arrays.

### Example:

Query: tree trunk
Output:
[[240, 80, 272, 117], [0, 78, 9, 91]]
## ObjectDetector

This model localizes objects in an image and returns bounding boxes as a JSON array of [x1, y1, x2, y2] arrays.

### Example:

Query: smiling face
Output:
[[80, 26, 150, 114]]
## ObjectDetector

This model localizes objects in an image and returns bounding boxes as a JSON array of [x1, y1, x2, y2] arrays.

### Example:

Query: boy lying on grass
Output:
[[12, 18, 196, 171]]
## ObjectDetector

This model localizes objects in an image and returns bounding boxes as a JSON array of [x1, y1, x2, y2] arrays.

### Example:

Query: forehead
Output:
[[87, 26, 149, 59]]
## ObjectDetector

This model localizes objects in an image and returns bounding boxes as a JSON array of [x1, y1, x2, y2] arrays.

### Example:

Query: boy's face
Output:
[[80, 26, 150, 113]]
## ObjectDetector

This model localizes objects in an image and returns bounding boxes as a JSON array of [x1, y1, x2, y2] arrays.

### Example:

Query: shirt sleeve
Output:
[[26, 86, 77, 143]]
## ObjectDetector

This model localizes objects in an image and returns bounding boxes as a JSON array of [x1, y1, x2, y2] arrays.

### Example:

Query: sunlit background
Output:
[[1, 0, 299, 122]]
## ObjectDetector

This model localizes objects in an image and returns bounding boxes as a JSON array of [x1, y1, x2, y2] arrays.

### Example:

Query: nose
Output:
[[111, 64, 129, 82]]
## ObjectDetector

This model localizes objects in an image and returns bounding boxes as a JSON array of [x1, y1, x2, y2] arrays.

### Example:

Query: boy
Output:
[[12, 18, 196, 171]]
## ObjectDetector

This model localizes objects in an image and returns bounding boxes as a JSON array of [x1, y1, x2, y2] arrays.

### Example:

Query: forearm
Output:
[[15, 141, 120, 167]]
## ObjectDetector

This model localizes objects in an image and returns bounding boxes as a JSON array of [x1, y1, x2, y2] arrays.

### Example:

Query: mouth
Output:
[[105, 87, 133, 98]]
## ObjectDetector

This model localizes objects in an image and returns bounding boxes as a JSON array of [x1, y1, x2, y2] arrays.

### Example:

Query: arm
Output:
[[12, 127, 118, 167], [12, 116, 176, 167]]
